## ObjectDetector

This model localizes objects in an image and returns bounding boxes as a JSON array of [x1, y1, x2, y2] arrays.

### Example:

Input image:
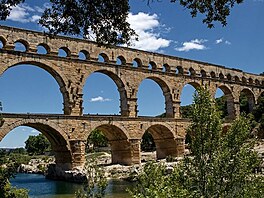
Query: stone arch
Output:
[[116, 55, 126, 65], [59, 47, 71, 57], [255, 79, 260, 86], [144, 124, 179, 159], [133, 58, 142, 67], [149, 61, 157, 70], [176, 66, 184, 75], [240, 88, 256, 113], [234, 76, 240, 82], [210, 71, 216, 78], [0, 60, 71, 114], [0, 36, 6, 48], [79, 50, 90, 60], [14, 39, 29, 52], [98, 52, 109, 63], [201, 69, 207, 77], [84, 69, 128, 116], [215, 84, 236, 119], [37, 43, 50, 54], [226, 73, 232, 81], [137, 76, 173, 117], [219, 73, 225, 80], [248, 78, 253, 84], [0, 120, 72, 169], [88, 123, 132, 165], [163, 63, 170, 72], [242, 76, 247, 84], [189, 67, 196, 77]]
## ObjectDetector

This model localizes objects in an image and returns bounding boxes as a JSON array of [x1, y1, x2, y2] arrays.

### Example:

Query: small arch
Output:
[[189, 67, 196, 77], [116, 56, 126, 65], [262, 81, 264, 86], [37, 43, 50, 54], [255, 79, 260, 85], [176, 66, 184, 75], [162, 64, 170, 72], [148, 61, 157, 70], [226, 73, 232, 81], [133, 58, 142, 67], [0, 36, 6, 49], [234, 76, 240, 82], [14, 39, 29, 52], [79, 50, 89, 60], [248, 78, 253, 84], [242, 76, 247, 84], [200, 70, 207, 77], [58, 47, 71, 57], [98, 53, 109, 63], [210, 71, 216, 78], [219, 73, 225, 80]]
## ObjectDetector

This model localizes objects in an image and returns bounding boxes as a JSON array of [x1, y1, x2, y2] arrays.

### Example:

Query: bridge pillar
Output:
[[172, 101, 181, 118], [110, 139, 141, 165], [234, 100, 240, 118], [69, 140, 86, 168], [155, 137, 185, 159], [127, 98, 138, 117]]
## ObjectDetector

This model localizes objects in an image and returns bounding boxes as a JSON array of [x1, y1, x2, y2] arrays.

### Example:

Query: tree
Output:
[[130, 87, 264, 198], [87, 129, 108, 152], [0, 0, 243, 45], [25, 134, 51, 155]]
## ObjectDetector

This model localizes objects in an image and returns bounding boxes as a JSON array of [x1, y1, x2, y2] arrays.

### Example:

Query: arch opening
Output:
[[88, 124, 131, 165], [240, 88, 255, 114], [14, 40, 28, 52], [98, 53, 109, 63], [201, 70, 207, 77], [180, 82, 200, 118], [37, 44, 49, 55], [162, 64, 170, 73], [189, 68, 196, 77], [143, 125, 177, 160], [0, 63, 67, 114], [137, 77, 172, 117], [133, 58, 142, 68], [116, 56, 126, 65], [0, 36, 5, 49], [148, 61, 157, 71], [58, 47, 70, 57], [0, 124, 72, 170], [79, 50, 89, 60], [83, 71, 128, 115], [176, 66, 184, 75], [210, 71, 216, 78], [214, 86, 235, 119]]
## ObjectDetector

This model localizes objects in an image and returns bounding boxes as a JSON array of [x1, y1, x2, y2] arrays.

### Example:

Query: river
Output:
[[10, 173, 132, 198]]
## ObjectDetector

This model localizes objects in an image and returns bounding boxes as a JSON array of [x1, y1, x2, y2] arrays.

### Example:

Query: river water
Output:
[[10, 173, 132, 198]]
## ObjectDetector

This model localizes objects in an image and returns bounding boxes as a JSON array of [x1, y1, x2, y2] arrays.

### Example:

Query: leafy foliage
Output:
[[25, 134, 51, 155], [87, 130, 108, 152], [130, 87, 264, 198], [75, 157, 107, 198], [1, 0, 243, 45], [141, 132, 156, 152]]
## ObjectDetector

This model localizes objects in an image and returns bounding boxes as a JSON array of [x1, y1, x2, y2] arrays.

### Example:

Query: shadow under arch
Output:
[[0, 121, 72, 170], [0, 61, 71, 114], [89, 124, 132, 165], [215, 84, 236, 119], [84, 69, 129, 116], [144, 124, 180, 159], [240, 88, 256, 114], [137, 76, 174, 118]]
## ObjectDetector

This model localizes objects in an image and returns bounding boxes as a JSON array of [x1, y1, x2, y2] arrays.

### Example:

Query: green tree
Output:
[[0, 0, 243, 45], [25, 134, 51, 155], [130, 87, 264, 198], [87, 130, 108, 152]]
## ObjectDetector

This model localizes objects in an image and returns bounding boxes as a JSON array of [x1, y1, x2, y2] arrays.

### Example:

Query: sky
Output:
[[0, 0, 263, 147]]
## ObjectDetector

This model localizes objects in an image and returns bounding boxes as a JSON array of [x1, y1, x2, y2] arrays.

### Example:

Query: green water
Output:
[[10, 173, 132, 198]]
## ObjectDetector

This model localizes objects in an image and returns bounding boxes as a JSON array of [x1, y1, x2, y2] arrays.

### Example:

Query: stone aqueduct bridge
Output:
[[0, 25, 264, 170]]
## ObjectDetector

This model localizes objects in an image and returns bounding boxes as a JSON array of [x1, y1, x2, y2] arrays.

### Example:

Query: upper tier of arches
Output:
[[0, 25, 263, 88]]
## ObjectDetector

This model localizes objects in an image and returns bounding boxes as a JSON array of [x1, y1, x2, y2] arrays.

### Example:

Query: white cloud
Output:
[[216, 38, 223, 44], [7, 4, 42, 23], [30, 129, 39, 134], [215, 38, 231, 45], [127, 12, 171, 51], [175, 39, 208, 52], [90, 96, 112, 102]]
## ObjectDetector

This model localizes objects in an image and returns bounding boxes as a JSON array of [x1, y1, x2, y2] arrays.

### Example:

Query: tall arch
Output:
[[83, 69, 128, 116], [144, 124, 179, 159], [215, 85, 235, 119], [0, 61, 70, 114], [137, 76, 173, 117], [0, 120, 72, 169], [240, 88, 256, 114]]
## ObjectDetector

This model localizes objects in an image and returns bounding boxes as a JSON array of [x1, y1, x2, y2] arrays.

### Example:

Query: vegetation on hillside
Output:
[[25, 134, 51, 155], [130, 87, 264, 198]]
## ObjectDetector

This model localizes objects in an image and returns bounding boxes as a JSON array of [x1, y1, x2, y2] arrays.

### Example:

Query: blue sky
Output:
[[0, 0, 263, 147]]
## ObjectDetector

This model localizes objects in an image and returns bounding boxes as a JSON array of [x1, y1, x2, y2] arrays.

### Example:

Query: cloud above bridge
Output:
[[175, 39, 208, 52], [126, 12, 171, 51], [89, 96, 112, 102]]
